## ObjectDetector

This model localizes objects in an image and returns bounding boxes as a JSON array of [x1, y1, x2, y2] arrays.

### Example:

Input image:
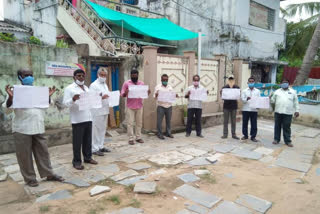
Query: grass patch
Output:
[[199, 174, 216, 184], [108, 195, 121, 205], [152, 187, 162, 196], [129, 199, 141, 208], [87, 209, 97, 214], [125, 184, 135, 193], [98, 178, 116, 186], [199, 166, 207, 170], [311, 150, 320, 164], [39, 205, 50, 213]]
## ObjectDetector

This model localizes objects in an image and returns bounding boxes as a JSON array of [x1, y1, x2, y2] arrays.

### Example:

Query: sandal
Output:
[[27, 180, 39, 187], [47, 174, 64, 182], [129, 140, 135, 145], [136, 139, 144, 144]]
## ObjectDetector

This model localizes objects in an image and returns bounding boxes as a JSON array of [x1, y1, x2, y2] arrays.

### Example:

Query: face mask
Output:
[[248, 83, 255, 88], [193, 81, 199, 86], [98, 77, 106, 83], [75, 79, 84, 86], [131, 77, 138, 83], [281, 83, 289, 89], [19, 75, 34, 85], [162, 81, 168, 86]]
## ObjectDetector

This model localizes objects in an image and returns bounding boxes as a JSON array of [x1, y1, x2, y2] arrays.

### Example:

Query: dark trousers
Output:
[[14, 133, 53, 183], [242, 111, 258, 139], [157, 106, 172, 136], [186, 108, 202, 136], [72, 121, 92, 166], [223, 109, 237, 136], [274, 113, 293, 144]]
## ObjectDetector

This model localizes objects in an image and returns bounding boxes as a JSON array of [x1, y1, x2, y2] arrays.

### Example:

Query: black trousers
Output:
[[186, 108, 202, 136], [157, 106, 172, 136], [274, 113, 293, 144], [72, 121, 92, 166], [242, 111, 258, 139]]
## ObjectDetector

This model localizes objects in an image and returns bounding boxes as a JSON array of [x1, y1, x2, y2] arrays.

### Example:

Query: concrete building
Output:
[[138, 0, 288, 83]]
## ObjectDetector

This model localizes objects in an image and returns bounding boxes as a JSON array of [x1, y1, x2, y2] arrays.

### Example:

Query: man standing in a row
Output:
[[241, 77, 260, 142], [221, 75, 240, 139], [63, 69, 98, 170], [4, 69, 64, 187], [271, 79, 299, 147]]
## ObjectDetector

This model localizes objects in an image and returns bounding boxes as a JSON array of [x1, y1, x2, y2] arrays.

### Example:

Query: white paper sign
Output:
[[249, 96, 270, 109], [128, 85, 149, 99], [221, 88, 241, 100], [158, 91, 176, 103], [108, 90, 120, 107], [78, 92, 102, 111], [12, 85, 49, 108], [190, 88, 207, 101]]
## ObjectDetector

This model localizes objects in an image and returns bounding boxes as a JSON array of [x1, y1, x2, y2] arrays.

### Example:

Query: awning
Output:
[[86, 0, 198, 41], [250, 57, 288, 65]]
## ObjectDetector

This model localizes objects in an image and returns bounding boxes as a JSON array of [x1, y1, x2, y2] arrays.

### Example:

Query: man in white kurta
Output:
[[89, 69, 111, 156]]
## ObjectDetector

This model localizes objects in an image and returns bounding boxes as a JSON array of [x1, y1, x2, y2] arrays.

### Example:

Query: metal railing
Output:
[[59, 0, 141, 55]]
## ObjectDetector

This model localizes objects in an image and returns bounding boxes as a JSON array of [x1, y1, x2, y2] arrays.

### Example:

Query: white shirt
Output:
[[2, 88, 45, 135], [271, 88, 300, 115], [89, 79, 110, 116], [63, 82, 92, 124], [154, 84, 174, 108], [241, 87, 261, 112]]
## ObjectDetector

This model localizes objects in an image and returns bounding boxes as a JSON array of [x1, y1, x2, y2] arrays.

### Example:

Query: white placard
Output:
[[221, 88, 241, 100], [190, 88, 207, 101], [128, 85, 149, 99], [12, 85, 49, 108], [158, 91, 176, 103], [249, 96, 270, 109], [78, 92, 102, 111], [108, 90, 120, 107]]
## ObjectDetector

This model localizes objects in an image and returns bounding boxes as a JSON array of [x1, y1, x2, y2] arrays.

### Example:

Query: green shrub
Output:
[[56, 39, 69, 48], [28, 36, 41, 45], [0, 33, 16, 42]]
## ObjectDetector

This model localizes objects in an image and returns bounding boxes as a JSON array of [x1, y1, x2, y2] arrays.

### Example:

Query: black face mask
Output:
[[131, 77, 138, 83]]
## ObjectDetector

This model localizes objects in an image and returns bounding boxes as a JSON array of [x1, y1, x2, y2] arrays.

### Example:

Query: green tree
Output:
[[284, 2, 320, 85]]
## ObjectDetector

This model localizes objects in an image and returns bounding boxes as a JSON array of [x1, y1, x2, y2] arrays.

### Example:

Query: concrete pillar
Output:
[[142, 46, 158, 130], [233, 58, 244, 88], [270, 65, 277, 84], [183, 51, 196, 85], [214, 54, 227, 104]]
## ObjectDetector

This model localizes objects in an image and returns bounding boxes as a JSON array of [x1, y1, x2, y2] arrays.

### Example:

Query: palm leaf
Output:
[[285, 2, 320, 18]]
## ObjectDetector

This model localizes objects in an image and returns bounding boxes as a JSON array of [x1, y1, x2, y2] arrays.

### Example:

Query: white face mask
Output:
[[98, 77, 106, 83], [75, 79, 84, 86]]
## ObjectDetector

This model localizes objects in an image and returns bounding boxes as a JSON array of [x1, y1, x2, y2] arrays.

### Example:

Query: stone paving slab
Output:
[[64, 177, 90, 187], [150, 168, 167, 175], [109, 207, 144, 214], [110, 170, 139, 182], [205, 156, 218, 163], [277, 150, 314, 164], [117, 175, 147, 186], [208, 200, 252, 214], [177, 173, 200, 183], [316, 167, 320, 176], [0, 154, 15, 161], [186, 204, 208, 214], [90, 185, 111, 196], [224, 173, 234, 179], [127, 162, 151, 171], [180, 148, 208, 157], [235, 194, 272, 213], [0, 158, 17, 166], [275, 158, 311, 173], [187, 157, 212, 166], [24, 182, 58, 195], [299, 129, 320, 138], [0, 172, 8, 181], [194, 170, 210, 175], [9, 172, 24, 182], [173, 184, 221, 208], [259, 156, 274, 163], [83, 170, 106, 183], [213, 144, 235, 153], [148, 151, 194, 165], [134, 182, 157, 194], [239, 144, 258, 151], [36, 190, 72, 203], [254, 147, 274, 156], [231, 148, 262, 160], [96, 164, 120, 174], [3, 164, 20, 174], [177, 209, 198, 214]]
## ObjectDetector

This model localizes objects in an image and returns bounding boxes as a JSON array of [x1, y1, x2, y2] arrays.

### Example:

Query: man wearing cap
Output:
[[271, 79, 299, 147], [63, 69, 98, 170], [241, 77, 260, 142], [221, 74, 240, 139]]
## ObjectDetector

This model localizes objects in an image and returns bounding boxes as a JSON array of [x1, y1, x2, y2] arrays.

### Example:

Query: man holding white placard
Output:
[[241, 77, 260, 142], [121, 69, 151, 145], [221, 75, 240, 139], [4, 69, 64, 187], [154, 74, 177, 139], [63, 69, 98, 170], [89, 68, 111, 156], [185, 75, 207, 138]]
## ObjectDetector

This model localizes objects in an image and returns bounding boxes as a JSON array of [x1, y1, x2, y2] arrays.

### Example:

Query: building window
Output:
[[249, 1, 275, 31], [130, 31, 144, 39], [126, 8, 137, 15], [115, 6, 121, 11]]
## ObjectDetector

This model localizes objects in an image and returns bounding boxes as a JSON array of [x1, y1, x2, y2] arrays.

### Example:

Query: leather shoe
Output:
[[221, 135, 227, 139], [26, 180, 39, 187], [232, 135, 240, 140], [251, 138, 259, 142], [136, 139, 144, 143], [100, 148, 111, 153], [73, 165, 84, 170], [158, 135, 165, 140], [272, 141, 279, 145], [241, 136, 248, 140], [286, 143, 294, 147], [84, 159, 98, 165], [197, 134, 204, 138], [166, 134, 174, 138], [128, 140, 135, 145], [93, 151, 104, 156]]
